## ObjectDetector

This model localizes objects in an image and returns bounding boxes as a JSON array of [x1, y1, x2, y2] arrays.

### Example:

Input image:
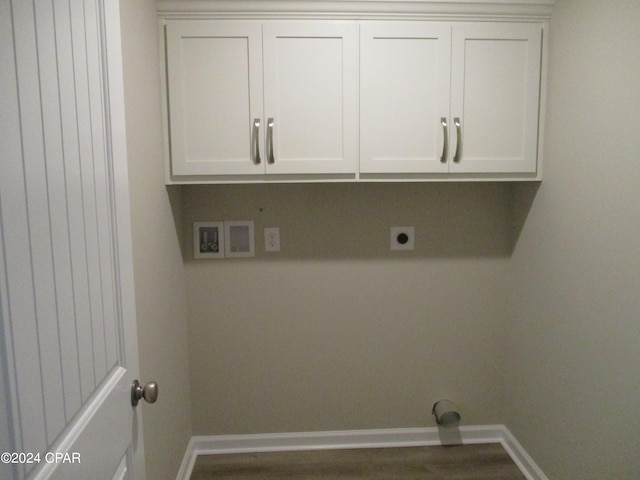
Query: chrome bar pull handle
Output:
[[267, 117, 275, 164], [440, 117, 448, 163], [252, 118, 261, 164], [453, 117, 462, 163]]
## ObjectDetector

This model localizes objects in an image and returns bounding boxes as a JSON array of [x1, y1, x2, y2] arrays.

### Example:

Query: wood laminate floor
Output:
[[190, 443, 526, 479]]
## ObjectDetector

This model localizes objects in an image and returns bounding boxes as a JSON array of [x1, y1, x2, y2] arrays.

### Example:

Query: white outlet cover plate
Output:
[[390, 226, 415, 251], [264, 227, 280, 252]]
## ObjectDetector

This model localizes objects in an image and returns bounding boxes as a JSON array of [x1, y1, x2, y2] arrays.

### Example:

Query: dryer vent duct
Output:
[[432, 400, 461, 427]]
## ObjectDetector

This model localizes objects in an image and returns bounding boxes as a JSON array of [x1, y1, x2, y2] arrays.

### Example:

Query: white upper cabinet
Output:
[[160, 2, 550, 183], [449, 23, 542, 174], [165, 20, 357, 179], [360, 22, 452, 174], [166, 21, 264, 176], [263, 22, 358, 175], [360, 21, 543, 176]]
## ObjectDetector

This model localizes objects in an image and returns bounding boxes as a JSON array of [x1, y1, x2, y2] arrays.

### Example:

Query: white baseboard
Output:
[[175, 436, 199, 480], [498, 426, 551, 480], [176, 425, 548, 480]]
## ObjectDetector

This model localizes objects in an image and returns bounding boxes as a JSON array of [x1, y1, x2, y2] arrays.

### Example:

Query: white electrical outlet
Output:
[[264, 227, 280, 252], [390, 226, 415, 251]]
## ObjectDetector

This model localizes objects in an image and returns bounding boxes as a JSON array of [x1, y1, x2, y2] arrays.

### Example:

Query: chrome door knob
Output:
[[131, 380, 158, 407]]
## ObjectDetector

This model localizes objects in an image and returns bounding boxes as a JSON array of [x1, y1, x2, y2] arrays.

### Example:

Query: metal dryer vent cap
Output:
[[432, 399, 461, 427]]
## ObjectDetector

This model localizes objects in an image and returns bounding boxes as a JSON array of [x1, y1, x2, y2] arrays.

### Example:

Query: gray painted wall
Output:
[[120, 1, 192, 479], [183, 183, 513, 433], [505, 1, 640, 478]]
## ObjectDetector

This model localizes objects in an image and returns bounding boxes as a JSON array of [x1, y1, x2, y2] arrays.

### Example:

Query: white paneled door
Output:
[[1, 1, 145, 480]]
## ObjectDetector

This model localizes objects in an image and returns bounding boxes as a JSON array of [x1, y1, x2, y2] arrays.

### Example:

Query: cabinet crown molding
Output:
[[157, 0, 554, 20]]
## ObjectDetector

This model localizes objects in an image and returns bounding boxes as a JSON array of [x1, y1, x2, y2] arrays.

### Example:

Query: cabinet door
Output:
[[166, 21, 264, 176], [360, 23, 451, 173], [263, 22, 358, 175], [450, 23, 542, 174]]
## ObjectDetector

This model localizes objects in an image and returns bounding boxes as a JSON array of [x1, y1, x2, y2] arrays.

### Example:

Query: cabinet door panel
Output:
[[450, 23, 542, 173], [166, 21, 264, 175], [360, 23, 451, 173], [263, 22, 358, 174]]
